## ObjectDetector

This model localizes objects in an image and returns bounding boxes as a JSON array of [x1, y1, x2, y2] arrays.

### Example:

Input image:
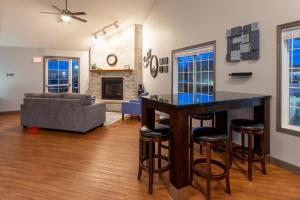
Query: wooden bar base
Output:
[[169, 184, 189, 200]]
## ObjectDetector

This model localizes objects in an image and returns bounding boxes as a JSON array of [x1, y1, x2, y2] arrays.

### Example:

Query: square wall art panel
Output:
[[226, 22, 260, 62]]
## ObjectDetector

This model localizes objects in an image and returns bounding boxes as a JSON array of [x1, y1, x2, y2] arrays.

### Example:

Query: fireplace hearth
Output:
[[102, 78, 123, 100]]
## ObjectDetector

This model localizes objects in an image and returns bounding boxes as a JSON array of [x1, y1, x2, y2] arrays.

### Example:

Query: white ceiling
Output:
[[0, 0, 156, 50]]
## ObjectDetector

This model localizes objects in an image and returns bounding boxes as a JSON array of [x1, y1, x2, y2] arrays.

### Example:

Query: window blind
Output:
[[174, 45, 214, 57], [282, 26, 300, 40]]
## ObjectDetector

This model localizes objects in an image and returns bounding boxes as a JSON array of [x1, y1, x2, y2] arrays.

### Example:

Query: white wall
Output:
[[143, 0, 300, 167], [0, 46, 43, 112], [0, 47, 89, 112], [90, 25, 135, 69]]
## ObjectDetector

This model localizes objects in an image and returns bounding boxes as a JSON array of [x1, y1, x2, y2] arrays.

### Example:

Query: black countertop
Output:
[[141, 91, 271, 108]]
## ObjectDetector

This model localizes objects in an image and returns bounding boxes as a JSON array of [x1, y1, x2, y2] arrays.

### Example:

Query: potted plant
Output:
[[91, 63, 97, 70]]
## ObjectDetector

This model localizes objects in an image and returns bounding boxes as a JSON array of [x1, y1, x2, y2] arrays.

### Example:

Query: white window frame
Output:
[[277, 21, 300, 136], [171, 41, 216, 96]]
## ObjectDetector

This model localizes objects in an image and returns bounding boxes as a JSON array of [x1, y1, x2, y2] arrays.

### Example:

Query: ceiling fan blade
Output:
[[70, 12, 87, 15], [71, 16, 87, 23], [40, 11, 60, 15], [52, 5, 63, 13]]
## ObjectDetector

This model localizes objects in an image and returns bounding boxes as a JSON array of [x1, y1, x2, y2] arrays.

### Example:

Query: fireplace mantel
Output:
[[90, 68, 133, 73]]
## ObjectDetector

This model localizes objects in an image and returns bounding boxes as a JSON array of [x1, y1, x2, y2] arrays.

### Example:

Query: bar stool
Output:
[[157, 115, 170, 149], [190, 113, 215, 154], [157, 114, 170, 126], [191, 127, 231, 200], [229, 119, 266, 181], [137, 124, 171, 194]]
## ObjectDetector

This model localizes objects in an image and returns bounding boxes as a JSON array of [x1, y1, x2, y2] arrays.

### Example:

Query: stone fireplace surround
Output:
[[90, 71, 141, 111], [89, 24, 143, 112]]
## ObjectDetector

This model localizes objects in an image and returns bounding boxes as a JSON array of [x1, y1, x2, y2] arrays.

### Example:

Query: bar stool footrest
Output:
[[140, 155, 171, 173], [232, 145, 264, 162], [193, 158, 227, 181]]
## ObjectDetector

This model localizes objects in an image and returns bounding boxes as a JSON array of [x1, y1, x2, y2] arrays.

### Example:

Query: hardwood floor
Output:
[[0, 113, 300, 200]]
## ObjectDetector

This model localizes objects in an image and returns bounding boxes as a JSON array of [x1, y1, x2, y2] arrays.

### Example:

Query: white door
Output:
[[45, 58, 73, 93]]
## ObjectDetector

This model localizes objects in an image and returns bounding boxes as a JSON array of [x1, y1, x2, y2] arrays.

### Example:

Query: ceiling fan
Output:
[[41, 0, 87, 23]]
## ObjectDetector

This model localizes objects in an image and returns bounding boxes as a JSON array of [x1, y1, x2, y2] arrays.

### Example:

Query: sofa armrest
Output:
[[82, 103, 106, 132]]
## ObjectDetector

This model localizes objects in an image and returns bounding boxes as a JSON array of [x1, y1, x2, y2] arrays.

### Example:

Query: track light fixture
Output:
[[92, 21, 119, 39]]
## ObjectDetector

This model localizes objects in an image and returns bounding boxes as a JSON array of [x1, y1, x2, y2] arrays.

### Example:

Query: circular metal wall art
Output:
[[150, 55, 158, 78]]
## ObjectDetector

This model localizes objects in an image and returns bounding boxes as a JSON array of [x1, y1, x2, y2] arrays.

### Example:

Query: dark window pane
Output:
[[188, 62, 193, 72], [202, 61, 208, 71], [178, 63, 184, 72], [293, 38, 300, 49], [289, 107, 300, 126], [196, 73, 201, 83], [188, 73, 193, 82], [188, 83, 193, 92], [209, 72, 214, 85], [290, 71, 300, 87], [292, 49, 300, 67], [209, 60, 214, 71], [202, 84, 209, 93], [196, 84, 201, 93], [196, 61, 201, 71], [200, 53, 209, 60], [290, 88, 300, 107], [202, 72, 209, 84], [178, 83, 184, 93], [208, 51, 214, 59]]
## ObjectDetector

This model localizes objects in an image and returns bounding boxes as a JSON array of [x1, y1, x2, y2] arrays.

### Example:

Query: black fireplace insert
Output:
[[102, 77, 123, 100]]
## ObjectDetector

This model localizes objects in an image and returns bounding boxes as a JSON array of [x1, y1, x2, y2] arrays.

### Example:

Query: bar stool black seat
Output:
[[157, 115, 170, 126], [191, 127, 231, 200], [157, 115, 170, 149], [192, 113, 215, 122], [137, 124, 171, 194], [229, 119, 266, 181]]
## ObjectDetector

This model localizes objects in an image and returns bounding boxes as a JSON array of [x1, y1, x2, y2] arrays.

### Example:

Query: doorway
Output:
[[44, 57, 80, 93]]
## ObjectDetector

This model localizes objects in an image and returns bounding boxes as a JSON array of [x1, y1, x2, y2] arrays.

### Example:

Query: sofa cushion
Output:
[[24, 93, 45, 98], [44, 93, 64, 99], [63, 94, 92, 106]]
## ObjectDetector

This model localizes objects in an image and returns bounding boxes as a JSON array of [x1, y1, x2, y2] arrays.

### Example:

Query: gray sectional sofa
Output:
[[21, 93, 106, 133]]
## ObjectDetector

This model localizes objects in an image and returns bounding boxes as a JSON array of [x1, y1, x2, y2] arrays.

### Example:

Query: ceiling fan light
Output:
[[61, 14, 71, 22]]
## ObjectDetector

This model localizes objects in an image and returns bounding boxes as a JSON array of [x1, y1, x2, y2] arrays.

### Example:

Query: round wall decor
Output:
[[150, 55, 158, 78], [107, 54, 118, 66]]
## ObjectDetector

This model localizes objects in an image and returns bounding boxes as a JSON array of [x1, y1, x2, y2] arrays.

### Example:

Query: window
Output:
[[44, 57, 80, 94], [172, 41, 216, 104], [278, 21, 300, 136]]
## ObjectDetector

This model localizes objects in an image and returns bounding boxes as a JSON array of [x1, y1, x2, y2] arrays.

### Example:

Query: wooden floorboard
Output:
[[0, 113, 300, 200]]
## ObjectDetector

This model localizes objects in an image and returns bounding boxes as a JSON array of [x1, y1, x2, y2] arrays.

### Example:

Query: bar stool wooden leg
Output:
[[229, 125, 233, 168], [247, 133, 253, 181], [225, 142, 231, 194], [241, 132, 245, 164], [260, 133, 267, 175], [190, 135, 194, 184], [149, 139, 154, 194], [206, 143, 211, 200], [200, 120, 204, 154], [158, 142, 162, 171], [137, 137, 143, 180]]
